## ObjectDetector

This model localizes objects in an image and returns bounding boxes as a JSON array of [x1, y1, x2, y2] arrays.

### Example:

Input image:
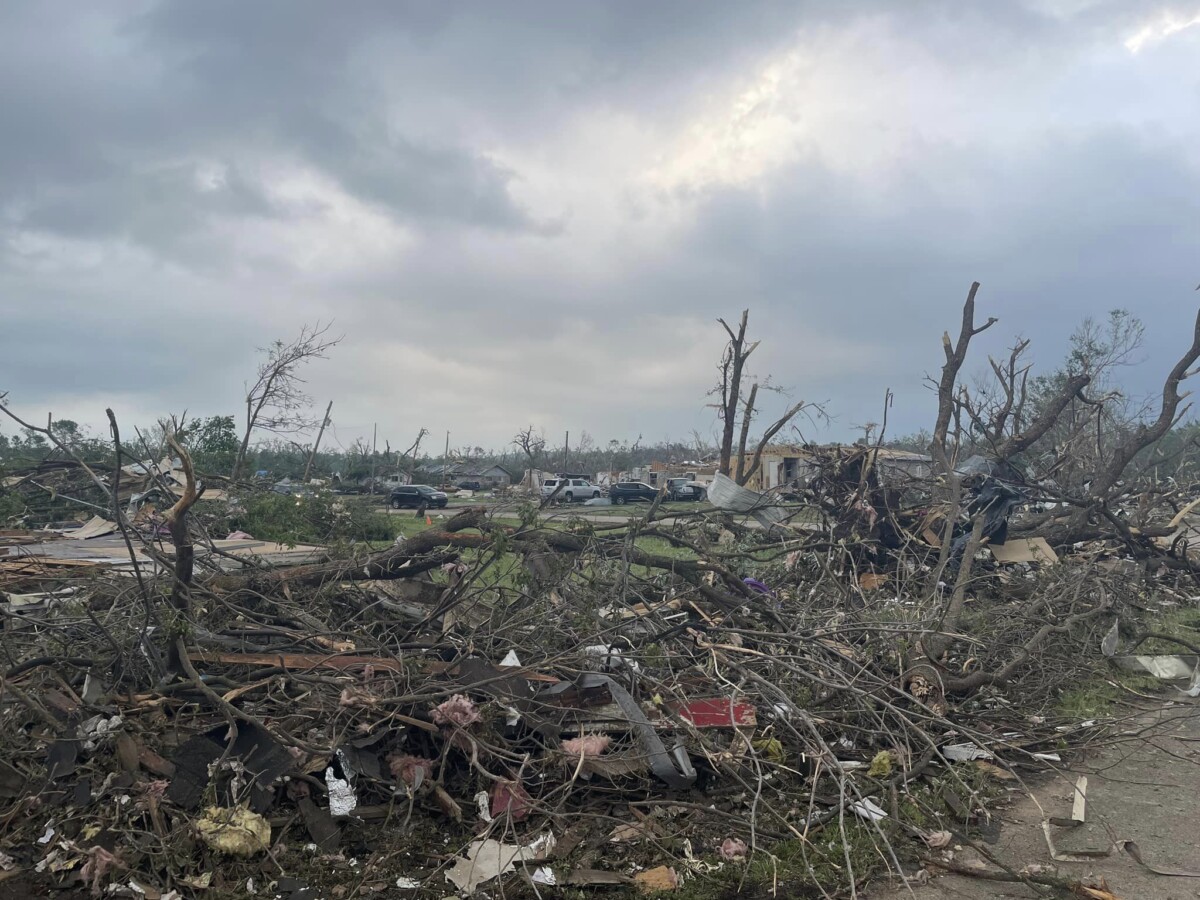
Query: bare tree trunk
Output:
[[930, 283, 993, 476], [164, 434, 200, 614], [232, 373, 276, 482], [164, 433, 201, 673], [231, 405, 254, 482], [718, 311, 754, 476], [734, 383, 758, 483]]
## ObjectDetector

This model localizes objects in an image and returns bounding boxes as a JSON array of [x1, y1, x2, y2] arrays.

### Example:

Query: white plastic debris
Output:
[[1101, 619, 1120, 657], [1179, 666, 1200, 698], [499, 650, 521, 667], [445, 838, 538, 893], [1031, 752, 1062, 762], [37, 823, 56, 845], [325, 767, 358, 817], [850, 798, 889, 822], [474, 790, 493, 823], [942, 742, 993, 761], [581, 644, 641, 672], [394, 876, 421, 889], [0, 851, 14, 871], [1131, 655, 1195, 679], [532, 866, 557, 886], [707, 473, 787, 528]]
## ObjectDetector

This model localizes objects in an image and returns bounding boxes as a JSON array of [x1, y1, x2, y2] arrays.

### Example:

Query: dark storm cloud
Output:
[[1, 0, 1198, 446]]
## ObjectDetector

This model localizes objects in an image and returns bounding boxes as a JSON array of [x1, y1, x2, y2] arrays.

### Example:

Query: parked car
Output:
[[389, 484, 448, 509], [271, 481, 316, 499], [457, 480, 483, 491], [666, 477, 706, 501], [609, 481, 660, 504], [540, 477, 602, 503]]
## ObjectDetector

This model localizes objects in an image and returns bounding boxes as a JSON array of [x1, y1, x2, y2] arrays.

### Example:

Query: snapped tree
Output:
[[231, 323, 342, 481], [713, 310, 812, 485]]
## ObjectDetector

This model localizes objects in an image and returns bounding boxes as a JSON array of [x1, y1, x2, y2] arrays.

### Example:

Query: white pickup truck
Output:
[[540, 477, 602, 503]]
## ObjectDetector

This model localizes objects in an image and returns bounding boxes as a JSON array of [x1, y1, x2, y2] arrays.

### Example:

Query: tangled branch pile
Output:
[[2, 285, 1200, 899]]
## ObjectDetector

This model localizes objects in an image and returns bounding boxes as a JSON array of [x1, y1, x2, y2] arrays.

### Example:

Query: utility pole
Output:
[[303, 400, 332, 483], [443, 430, 450, 488], [564, 430, 569, 473], [369, 422, 378, 495]]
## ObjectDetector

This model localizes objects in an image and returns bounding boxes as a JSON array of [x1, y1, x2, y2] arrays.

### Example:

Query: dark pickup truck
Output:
[[666, 477, 706, 501], [609, 481, 660, 505]]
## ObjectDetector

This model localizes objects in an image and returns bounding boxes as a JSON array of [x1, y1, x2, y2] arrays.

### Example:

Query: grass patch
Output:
[[1138, 604, 1200, 654], [1057, 671, 1165, 718]]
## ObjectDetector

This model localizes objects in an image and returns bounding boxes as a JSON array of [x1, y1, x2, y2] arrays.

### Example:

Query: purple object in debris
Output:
[[742, 577, 774, 598]]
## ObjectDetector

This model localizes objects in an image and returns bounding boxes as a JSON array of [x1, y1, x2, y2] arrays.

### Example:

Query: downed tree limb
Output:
[[207, 506, 781, 624], [208, 507, 490, 592]]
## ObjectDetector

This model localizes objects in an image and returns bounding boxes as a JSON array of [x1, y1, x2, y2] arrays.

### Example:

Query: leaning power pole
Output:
[[443, 430, 450, 487], [303, 400, 332, 483]]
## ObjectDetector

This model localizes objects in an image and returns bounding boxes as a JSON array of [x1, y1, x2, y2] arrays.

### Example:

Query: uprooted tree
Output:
[[230, 322, 342, 481], [712, 309, 814, 485]]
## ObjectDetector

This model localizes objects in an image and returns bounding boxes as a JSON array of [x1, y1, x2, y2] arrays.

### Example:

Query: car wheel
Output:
[[592, 491, 600, 499], [615, 496, 625, 505], [390, 498, 401, 510], [565, 492, 574, 502]]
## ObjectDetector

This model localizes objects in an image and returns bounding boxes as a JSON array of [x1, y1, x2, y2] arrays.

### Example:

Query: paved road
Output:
[[379, 501, 711, 528], [868, 700, 1200, 899]]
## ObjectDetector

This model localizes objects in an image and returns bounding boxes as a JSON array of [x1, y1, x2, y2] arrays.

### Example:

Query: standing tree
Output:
[[190, 415, 240, 474], [231, 323, 341, 481], [712, 310, 812, 485], [512, 425, 547, 488]]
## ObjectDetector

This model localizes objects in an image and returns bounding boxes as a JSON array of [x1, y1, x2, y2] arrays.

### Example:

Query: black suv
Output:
[[389, 485, 449, 509], [609, 482, 659, 505]]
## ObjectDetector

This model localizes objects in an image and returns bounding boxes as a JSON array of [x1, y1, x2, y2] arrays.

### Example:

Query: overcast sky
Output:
[[2, 2, 1199, 455]]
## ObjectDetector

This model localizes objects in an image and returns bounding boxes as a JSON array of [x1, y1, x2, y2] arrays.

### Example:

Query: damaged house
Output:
[[735, 444, 932, 492]]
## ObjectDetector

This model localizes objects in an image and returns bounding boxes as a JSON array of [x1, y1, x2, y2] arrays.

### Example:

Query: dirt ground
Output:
[[870, 699, 1200, 900]]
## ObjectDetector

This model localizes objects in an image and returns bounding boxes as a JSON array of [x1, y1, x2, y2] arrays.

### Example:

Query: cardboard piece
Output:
[[989, 537, 1058, 565]]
